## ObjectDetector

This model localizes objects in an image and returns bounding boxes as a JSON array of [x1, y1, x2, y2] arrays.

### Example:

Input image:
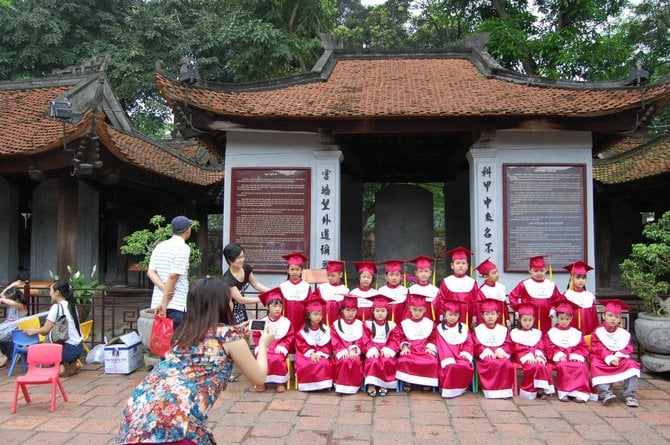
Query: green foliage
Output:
[[67, 265, 104, 321], [620, 211, 670, 317], [120, 215, 202, 270]]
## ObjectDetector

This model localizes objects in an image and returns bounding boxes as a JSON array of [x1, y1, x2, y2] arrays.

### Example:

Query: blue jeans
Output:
[[62, 342, 84, 364], [167, 309, 186, 331]]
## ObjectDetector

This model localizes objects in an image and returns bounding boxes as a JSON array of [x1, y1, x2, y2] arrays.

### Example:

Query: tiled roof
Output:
[[96, 119, 223, 186], [157, 57, 670, 119], [0, 79, 223, 186], [593, 136, 670, 184], [0, 85, 90, 155]]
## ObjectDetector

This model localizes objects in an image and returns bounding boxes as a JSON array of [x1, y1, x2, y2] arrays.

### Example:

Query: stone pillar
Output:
[[375, 184, 433, 267], [31, 179, 59, 280], [0, 178, 19, 282]]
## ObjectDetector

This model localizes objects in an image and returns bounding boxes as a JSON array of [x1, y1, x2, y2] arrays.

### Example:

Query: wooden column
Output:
[[57, 174, 78, 278]]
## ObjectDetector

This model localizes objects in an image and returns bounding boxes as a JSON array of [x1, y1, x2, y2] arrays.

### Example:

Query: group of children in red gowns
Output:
[[250, 250, 640, 408]]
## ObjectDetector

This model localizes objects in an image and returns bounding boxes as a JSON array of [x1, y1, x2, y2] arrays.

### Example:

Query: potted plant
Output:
[[620, 210, 670, 373]]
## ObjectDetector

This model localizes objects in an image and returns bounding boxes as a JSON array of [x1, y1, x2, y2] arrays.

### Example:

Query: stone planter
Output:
[[138, 307, 156, 350], [634, 311, 670, 372]]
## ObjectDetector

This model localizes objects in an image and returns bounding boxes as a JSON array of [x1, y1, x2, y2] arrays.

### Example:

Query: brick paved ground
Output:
[[1, 362, 669, 444]]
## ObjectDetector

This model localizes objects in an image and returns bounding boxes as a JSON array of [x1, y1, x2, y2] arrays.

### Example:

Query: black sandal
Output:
[[378, 388, 388, 397], [367, 386, 377, 397]]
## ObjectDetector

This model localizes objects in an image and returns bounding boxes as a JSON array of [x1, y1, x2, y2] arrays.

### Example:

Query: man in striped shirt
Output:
[[147, 216, 192, 329]]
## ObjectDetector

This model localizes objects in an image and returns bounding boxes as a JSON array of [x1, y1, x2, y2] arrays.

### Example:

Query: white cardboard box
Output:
[[104, 331, 144, 374]]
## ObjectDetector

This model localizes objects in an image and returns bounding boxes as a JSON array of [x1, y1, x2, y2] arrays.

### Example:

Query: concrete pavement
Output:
[[1, 362, 669, 444]]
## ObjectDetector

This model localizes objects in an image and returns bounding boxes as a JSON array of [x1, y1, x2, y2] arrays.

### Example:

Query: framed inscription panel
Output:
[[503, 164, 587, 272], [230, 168, 311, 272]]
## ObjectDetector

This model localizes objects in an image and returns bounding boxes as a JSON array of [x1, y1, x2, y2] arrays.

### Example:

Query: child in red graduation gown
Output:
[[377, 259, 409, 323], [363, 295, 400, 397], [330, 295, 368, 394], [396, 294, 439, 390], [435, 299, 474, 398], [509, 302, 554, 400], [545, 300, 591, 402], [437, 247, 481, 327], [294, 297, 333, 392], [509, 255, 562, 335], [252, 287, 293, 393], [590, 299, 641, 407], [476, 258, 508, 327], [313, 259, 348, 327], [279, 252, 312, 338], [562, 261, 599, 336], [350, 261, 378, 323], [407, 256, 440, 322], [473, 298, 515, 399]]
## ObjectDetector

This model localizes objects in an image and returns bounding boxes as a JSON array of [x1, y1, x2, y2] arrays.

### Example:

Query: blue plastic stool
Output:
[[8, 329, 39, 376]]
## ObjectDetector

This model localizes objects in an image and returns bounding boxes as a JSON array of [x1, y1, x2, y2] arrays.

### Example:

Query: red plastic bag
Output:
[[149, 315, 174, 358]]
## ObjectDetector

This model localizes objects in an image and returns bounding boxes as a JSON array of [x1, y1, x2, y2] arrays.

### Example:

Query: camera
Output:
[[250, 319, 266, 331]]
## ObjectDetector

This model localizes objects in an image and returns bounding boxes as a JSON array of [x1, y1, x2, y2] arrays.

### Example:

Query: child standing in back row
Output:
[[279, 252, 312, 337], [407, 256, 440, 322], [476, 258, 508, 327], [562, 261, 599, 336], [313, 259, 348, 327], [350, 261, 378, 323], [437, 247, 481, 327], [377, 259, 409, 323]]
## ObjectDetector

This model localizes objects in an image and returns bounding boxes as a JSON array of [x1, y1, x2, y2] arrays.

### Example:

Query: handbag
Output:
[[149, 314, 174, 358], [48, 303, 70, 344]]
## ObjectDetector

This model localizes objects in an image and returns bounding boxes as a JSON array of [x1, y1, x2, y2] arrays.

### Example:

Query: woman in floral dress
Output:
[[117, 276, 274, 445]]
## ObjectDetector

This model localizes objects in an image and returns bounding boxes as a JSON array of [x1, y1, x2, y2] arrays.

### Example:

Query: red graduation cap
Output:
[[325, 260, 345, 273], [368, 294, 394, 310], [477, 298, 502, 313], [338, 294, 359, 310], [511, 301, 537, 317], [563, 260, 593, 275], [407, 293, 428, 308], [600, 299, 631, 315], [475, 258, 497, 275], [303, 295, 326, 313], [409, 256, 435, 270], [527, 254, 549, 269], [552, 300, 579, 315], [282, 252, 308, 267], [441, 299, 466, 314], [258, 287, 283, 307], [381, 259, 404, 273], [354, 261, 377, 275], [445, 246, 473, 262]]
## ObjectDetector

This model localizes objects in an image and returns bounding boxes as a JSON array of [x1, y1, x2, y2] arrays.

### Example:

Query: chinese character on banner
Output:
[[321, 198, 330, 211], [481, 166, 491, 178], [322, 169, 331, 181], [320, 229, 330, 240], [320, 244, 331, 255], [322, 214, 331, 225], [321, 184, 331, 196]]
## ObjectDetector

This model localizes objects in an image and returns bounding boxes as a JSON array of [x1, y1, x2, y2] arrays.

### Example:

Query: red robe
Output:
[[294, 324, 333, 391], [378, 284, 408, 324], [545, 325, 591, 401], [510, 327, 554, 399], [473, 323, 514, 398], [350, 286, 377, 323], [363, 319, 400, 389], [590, 325, 640, 387], [509, 278, 562, 334], [437, 275, 481, 327], [330, 317, 367, 394], [280, 279, 312, 340], [313, 282, 348, 327], [435, 321, 474, 398], [252, 315, 292, 384], [563, 289, 599, 336], [396, 317, 439, 387], [478, 282, 508, 327]]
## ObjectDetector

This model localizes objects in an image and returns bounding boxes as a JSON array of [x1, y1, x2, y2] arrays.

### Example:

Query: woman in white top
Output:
[[24, 279, 84, 375]]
